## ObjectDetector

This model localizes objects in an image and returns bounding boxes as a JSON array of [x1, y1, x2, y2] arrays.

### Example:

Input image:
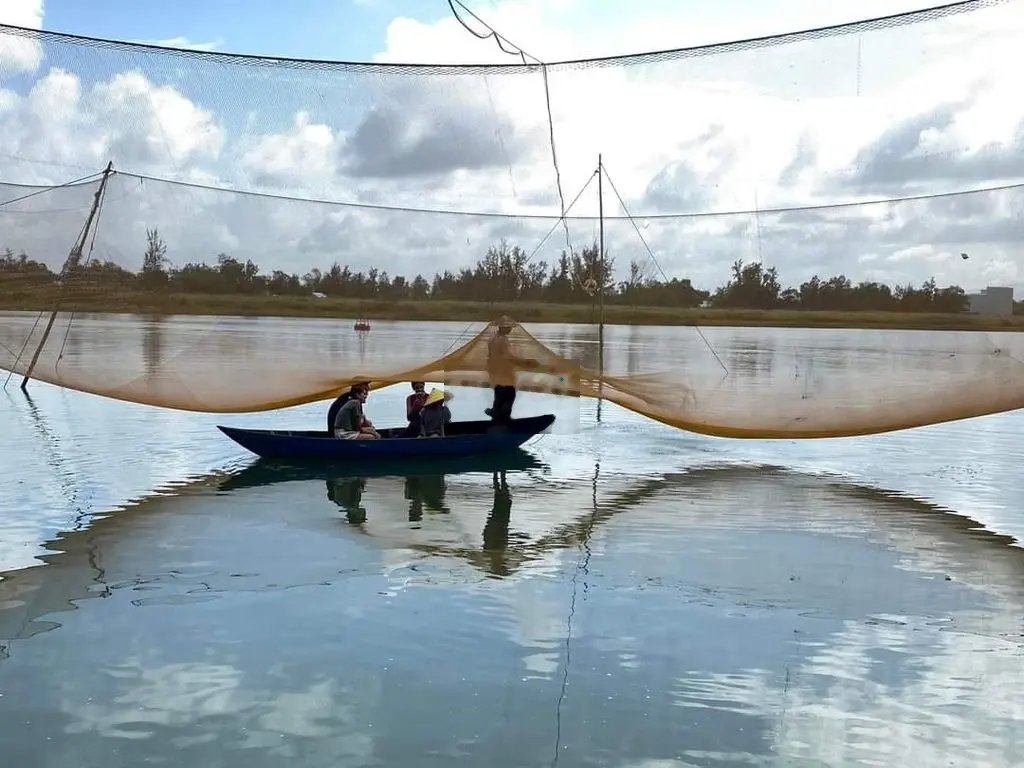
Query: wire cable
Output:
[[603, 162, 731, 376], [0, 170, 104, 209], [106, 170, 1024, 222]]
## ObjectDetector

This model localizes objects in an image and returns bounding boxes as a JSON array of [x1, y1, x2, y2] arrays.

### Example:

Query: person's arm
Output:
[[495, 336, 533, 369], [406, 394, 415, 420], [358, 404, 375, 431], [508, 338, 545, 369]]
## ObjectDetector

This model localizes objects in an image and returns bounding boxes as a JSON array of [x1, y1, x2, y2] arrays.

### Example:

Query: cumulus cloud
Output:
[[1, 0, 1024, 292], [0, 0, 42, 76]]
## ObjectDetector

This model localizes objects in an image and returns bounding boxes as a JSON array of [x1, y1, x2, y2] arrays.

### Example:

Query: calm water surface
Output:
[[1, 316, 1023, 767]]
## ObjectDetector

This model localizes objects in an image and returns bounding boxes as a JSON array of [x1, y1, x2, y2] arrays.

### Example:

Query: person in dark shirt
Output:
[[405, 381, 428, 437], [418, 388, 452, 437], [333, 383, 379, 439], [327, 390, 352, 432]]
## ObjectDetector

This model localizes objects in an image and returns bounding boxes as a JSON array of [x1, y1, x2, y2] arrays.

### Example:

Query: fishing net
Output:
[[1, 1, 1023, 438]]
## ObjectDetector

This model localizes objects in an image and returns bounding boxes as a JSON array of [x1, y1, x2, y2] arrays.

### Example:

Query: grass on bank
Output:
[[2, 289, 1023, 331]]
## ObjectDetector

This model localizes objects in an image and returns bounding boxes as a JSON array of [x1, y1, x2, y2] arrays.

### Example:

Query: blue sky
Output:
[[40, 0, 442, 61], [37, 0, 948, 63]]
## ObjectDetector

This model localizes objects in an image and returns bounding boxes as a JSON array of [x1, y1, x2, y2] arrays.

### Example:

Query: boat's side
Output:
[[217, 414, 555, 460]]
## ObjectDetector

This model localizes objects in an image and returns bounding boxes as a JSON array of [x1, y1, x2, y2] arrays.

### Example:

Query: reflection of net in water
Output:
[[5, 463, 1024, 764], [2, 3, 1024, 437]]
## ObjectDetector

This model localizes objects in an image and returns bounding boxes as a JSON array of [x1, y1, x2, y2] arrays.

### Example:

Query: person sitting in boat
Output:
[[333, 383, 379, 440], [405, 381, 429, 437], [485, 316, 540, 424], [326, 388, 352, 433], [419, 388, 453, 437]]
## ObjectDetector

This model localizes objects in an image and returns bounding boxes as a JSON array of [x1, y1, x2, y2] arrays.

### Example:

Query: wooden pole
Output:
[[20, 162, 114, 392], [596, 154, 605, 423]]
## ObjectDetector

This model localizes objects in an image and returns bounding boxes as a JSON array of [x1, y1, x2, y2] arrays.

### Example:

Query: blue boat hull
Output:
[[217, 414, 556, 461]]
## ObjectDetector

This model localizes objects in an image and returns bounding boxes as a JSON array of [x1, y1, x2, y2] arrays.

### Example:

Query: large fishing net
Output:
[[1, 1, 1023, 438]]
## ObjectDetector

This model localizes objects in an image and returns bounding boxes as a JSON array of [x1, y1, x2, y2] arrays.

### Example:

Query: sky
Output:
[[1, 0, 1024, 294]]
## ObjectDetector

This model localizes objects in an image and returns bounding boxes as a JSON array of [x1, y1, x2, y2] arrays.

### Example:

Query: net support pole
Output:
[[596, 154, 605, 423], [20, 161, 114, 393]]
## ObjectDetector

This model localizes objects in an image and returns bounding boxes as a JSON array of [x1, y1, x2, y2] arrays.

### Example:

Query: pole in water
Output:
[[20, 161, 114, 392], [596, 154, 605, 423]]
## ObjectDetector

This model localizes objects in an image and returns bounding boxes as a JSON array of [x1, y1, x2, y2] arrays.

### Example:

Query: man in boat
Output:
[[484, 316, 539, 424], [405, 381, 429, 437], [326, 389, 352, 432], [333, 383, 379, 440], [419, 387, 453, 437]]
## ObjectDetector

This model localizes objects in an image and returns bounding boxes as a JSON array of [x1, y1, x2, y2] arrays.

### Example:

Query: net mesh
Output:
[[2, 1, 1024, 438]]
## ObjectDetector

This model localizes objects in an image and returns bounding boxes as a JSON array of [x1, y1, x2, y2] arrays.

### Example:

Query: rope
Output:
[[0, 170, 104, 209], [446, 0, 541, 65], [603, 163, 730, 376], [443, 0, 575, 262], [1, 311, 45, 390], [101, 170, 1024, 222]]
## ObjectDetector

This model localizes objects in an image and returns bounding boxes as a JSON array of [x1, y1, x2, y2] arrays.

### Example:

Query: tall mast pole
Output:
[[20, 162, 114, 392], [596, 154, 605, 422]]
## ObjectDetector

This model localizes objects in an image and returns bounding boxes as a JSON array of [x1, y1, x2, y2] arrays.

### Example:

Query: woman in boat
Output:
[[333, 383, 379, 440], [405, 381, 429, 436], [419, 388, 453, 437]]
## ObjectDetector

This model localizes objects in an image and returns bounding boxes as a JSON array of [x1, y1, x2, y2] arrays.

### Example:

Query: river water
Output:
[[1, 315, 1023, 767]]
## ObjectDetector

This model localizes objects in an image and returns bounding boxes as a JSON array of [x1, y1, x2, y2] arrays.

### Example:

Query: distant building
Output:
[[966, 286, 1014, 316]]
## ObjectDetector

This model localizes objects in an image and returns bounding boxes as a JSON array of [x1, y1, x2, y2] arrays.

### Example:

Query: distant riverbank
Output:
[[3, 290, 1023, 331]]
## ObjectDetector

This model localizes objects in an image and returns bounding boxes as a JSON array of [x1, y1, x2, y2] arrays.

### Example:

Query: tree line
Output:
[[0, 228, 991, 314]]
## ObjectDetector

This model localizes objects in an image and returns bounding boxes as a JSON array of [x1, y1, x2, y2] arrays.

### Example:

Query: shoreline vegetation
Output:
[[3, 234, 1022, 331], [3, 290, 1023, 331]]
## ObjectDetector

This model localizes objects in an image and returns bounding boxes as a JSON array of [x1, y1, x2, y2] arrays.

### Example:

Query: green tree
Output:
[[140, 228, 169, 291], [712, 260, 782, 309]]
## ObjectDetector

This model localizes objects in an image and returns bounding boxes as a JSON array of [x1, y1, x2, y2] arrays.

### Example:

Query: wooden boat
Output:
[[217, 414, 556, 461]]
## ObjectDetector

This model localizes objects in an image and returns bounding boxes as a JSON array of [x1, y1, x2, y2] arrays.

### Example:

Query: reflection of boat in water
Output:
[[217, 414, 555, 460], [322, 466, 517, 575], [215, 450, 543, 572], [217, 448, 543, 492], [327, 471, 454, 525], [0, 452, 556, 649], [6, 461, 1024, 657], [309, 458, 526, 578]]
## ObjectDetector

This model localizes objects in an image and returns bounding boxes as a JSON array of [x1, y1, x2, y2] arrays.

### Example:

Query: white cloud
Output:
[[63, 658, 378, 761], [0, 0, 42, 76], [677, 621, 1024, 767], [1, 0, 1024, 292], [135, 36, 225, 52]]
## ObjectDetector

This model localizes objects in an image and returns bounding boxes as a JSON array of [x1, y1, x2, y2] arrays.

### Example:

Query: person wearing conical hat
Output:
[[419, 387, 453, 437]]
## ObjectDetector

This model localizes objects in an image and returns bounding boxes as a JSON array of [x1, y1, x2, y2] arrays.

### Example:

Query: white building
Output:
[[966, 286, 1014, 316]]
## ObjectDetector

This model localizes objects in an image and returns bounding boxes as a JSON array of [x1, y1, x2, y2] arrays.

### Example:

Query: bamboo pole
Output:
[[20, 161, 114, 392]]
